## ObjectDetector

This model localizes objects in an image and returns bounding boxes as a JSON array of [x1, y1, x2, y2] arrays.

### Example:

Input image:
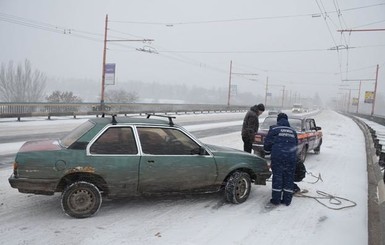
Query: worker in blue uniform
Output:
[[264, 113, 298, 206]]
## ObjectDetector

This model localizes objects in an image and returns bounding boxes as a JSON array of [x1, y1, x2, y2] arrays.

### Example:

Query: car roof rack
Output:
[[146, 114, 176, 126], [101, 113, 117, 125]]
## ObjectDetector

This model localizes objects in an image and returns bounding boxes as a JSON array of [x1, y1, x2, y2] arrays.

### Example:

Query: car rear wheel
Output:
[[61, 181, 102, 218], [225, 171, 251, 204], [298, 146, 307, 164]]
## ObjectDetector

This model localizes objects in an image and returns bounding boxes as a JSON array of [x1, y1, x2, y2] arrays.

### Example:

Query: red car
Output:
[[253, 115, 322, 163]]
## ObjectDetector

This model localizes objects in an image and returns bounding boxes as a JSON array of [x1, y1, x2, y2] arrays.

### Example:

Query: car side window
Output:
[[90, 127, 138, 154], [309, 120, 316, 130], [137, 127, 200, 155], [305, 120, 311, 131]]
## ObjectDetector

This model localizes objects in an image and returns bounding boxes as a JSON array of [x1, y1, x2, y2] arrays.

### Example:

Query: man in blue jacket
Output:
[[264, 113, 298, 206]]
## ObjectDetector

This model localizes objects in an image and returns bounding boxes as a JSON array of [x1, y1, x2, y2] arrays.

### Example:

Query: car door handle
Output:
[[147, 160, 155, 163]]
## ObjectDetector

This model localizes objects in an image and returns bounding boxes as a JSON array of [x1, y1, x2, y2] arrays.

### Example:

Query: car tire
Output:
[[314, 139, 322, 154], [61, 181, 102, 219], [225, 171, 251, 204], [298, 146, 307, 164]]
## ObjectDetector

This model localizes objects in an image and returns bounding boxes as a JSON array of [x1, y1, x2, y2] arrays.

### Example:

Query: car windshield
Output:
[[260, 117, 302, 131], [60, 120, 95, 148]]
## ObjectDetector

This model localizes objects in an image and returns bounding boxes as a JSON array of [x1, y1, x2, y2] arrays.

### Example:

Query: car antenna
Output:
[[111, 114, 117, 125], [146, 114, 176, 126], [101, 112, 117, 124]]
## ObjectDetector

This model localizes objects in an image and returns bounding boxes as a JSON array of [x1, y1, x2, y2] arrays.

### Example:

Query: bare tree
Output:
[[0, 60, 47, 102], [105, 89, 138, 103], [46, 90, 83, 103]]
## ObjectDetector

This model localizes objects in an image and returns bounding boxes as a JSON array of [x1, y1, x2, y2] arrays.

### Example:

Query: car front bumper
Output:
[[255, 171, 272, 185], [252, 144, 271, 156]]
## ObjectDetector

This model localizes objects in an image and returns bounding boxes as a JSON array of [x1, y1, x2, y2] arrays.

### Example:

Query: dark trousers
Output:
[[271, 160, 295, 205], [242, 136, 252, 153]]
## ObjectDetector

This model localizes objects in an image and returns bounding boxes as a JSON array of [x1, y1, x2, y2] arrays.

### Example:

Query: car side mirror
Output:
[[316, 126, 321, 131], [191, 146, 207, 155]]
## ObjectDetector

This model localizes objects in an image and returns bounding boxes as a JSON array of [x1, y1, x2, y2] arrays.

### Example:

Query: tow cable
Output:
[[295, 171, 357, 210], [295, 190, 357, 210]]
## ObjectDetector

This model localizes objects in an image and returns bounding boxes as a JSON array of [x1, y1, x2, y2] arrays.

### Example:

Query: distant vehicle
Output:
[[252, 115, 323, 163], [268, 108, 280, 115], [292, 103, 303, 113], [9, 114, 271, 218]]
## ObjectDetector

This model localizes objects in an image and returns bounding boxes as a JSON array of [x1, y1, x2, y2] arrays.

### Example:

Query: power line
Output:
[[109, 2, 385, 26]]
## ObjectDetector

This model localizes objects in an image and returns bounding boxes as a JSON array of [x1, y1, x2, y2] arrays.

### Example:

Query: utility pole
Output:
[[100, 15, 108, 111], [100, 14, 154, 111], [264, 77, 268, 107], [357, 81, 362, 113], [227, 60, 232, 107], [227, 61, 258, 106], [281, 86, 285, 109], [372, 64, 379, 116], [342, 64, 379, 116]]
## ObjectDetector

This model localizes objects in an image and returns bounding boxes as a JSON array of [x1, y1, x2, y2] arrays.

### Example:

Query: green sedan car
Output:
[[9, 114, 271, 218]]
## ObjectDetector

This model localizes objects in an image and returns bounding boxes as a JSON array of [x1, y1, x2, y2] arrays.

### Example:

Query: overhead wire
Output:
[[1, 2, 383, 84], [315, 0, 346, 83], [109, 2, 385, 26], [332, 0, 351, 81]]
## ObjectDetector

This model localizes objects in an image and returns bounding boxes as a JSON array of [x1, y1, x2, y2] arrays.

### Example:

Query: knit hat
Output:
[[257, 103, 265, 112], [277, 112, 288, 121]]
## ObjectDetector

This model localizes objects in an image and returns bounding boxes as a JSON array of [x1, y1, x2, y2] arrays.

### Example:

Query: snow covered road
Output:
[[0, 110, 369, 245]]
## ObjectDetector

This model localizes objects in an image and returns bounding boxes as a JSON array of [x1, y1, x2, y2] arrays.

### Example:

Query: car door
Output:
[[136, 126, 217, 193], [305, 119, 317, 150], [87, 126, 141, 196], [309, 119, 321, 148]]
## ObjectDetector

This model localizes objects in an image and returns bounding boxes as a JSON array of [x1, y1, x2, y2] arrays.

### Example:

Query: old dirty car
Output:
[[9, 115, 271, 218], [253, 115, 322, 163]]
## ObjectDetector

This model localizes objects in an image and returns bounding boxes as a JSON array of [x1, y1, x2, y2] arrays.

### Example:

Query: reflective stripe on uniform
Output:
[[283, 188, 294, 193]]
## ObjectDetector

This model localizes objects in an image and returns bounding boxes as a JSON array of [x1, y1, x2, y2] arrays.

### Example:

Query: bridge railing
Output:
[[0, 102, 249, 121]]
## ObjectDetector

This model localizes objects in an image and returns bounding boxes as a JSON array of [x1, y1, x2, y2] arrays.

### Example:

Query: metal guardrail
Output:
[[350, 115, 385, 245], [0, 102, 249, 121], [351, 112, 385, 126]]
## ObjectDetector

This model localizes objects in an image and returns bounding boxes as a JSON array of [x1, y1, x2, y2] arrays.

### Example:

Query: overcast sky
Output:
[[0, 0, 384, 108]]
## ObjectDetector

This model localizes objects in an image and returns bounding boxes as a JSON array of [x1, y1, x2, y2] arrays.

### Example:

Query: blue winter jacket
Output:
[[263, 117, 298, 163]]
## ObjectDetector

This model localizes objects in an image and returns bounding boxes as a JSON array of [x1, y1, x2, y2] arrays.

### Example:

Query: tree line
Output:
[[0, 60, 138, 104]]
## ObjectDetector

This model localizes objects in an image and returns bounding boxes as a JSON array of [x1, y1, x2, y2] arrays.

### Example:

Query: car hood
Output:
[[256, 129, 269, 136], [204, 144, 250, 156], [18, 139, 62, 153]]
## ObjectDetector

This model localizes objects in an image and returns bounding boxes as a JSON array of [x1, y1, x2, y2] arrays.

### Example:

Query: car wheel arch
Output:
[[223, 168, 255, 186], [57, 172, 108, 195]]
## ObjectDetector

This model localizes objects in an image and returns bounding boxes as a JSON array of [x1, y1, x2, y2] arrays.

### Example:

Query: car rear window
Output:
[[260, 117, 302, 131], [60, 120, 95, 148]]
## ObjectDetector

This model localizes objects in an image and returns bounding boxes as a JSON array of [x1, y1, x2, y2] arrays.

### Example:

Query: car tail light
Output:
[[13, 162, 18, 176], [254, 135, 262, 143]]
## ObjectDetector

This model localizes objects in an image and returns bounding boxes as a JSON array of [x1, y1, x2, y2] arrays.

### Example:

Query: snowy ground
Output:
[[0, 110, 370, 245]]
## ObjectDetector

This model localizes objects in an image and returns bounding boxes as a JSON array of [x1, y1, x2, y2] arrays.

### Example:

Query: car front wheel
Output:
[[225, 171, 251, 204], [298, 146, 308, 164], [314, 139, 322, 154], [61, 181, 102, 218]]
